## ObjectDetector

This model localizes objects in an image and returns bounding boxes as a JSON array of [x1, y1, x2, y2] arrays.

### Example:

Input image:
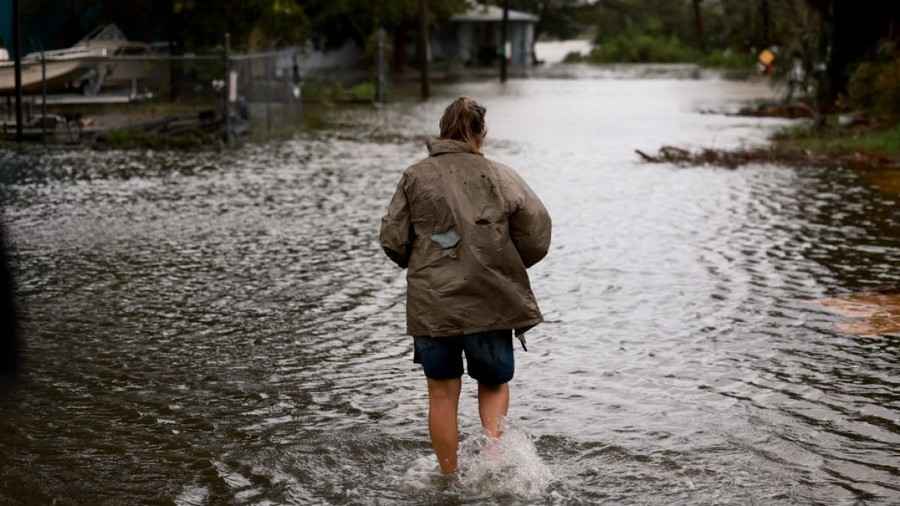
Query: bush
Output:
[[848, 42, 900, 118], [348, 82, 375, 102], [587, 32, 699, 64], [699, 49, 756, 70], [562, 51, 585, 63], [301, 79, 374, 103], [849, 61, 900, 118]]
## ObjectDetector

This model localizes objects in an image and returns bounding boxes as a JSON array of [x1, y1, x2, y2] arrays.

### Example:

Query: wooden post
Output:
[[501, 0, 509, 83], [223, 33, 231, 146], [12, 0, 23, 142], [418, 0, 430, 100]]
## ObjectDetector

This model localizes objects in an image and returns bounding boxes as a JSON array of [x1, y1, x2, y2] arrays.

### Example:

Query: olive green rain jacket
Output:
[[379, 138, 552, 337]]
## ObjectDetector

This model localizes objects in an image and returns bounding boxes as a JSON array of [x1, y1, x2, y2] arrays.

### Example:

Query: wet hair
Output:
[[439, 97, 487, 153]]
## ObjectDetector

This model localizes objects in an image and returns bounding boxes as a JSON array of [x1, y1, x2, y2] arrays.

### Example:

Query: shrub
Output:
[[848, 43, 900, 118], [699, 49, 756, 70], [562, 51, 585, 63], [849, 60, 900, 118], [587, 32, 699, 64], [348, 82, 375, 102]]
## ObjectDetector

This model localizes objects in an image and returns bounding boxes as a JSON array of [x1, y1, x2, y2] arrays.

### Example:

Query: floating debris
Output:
[[817, 293, 900, 336], [735, 102, 816, 119], [635, 145, 900, 171]]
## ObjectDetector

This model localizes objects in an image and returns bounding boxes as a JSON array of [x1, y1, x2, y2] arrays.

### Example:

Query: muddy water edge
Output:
[[1, 69, 899, 504]]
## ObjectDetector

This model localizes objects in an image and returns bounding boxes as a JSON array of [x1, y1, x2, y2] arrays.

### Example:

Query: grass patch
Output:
[[774, 122, 900, 158], [303, 79, 375, 103]]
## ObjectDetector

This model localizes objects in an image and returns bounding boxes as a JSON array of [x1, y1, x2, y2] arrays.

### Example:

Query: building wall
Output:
[[433, 20, 535, 66], [456, 23, 474, 63], [430, 24, 459, 62]]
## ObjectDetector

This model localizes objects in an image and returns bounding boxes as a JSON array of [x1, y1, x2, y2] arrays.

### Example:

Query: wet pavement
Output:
[[1, 67, 899, 505]]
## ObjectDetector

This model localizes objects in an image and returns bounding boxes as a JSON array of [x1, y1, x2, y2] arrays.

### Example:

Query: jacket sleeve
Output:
[[505, 168, 552, 268], [379, 174, 414, 269]]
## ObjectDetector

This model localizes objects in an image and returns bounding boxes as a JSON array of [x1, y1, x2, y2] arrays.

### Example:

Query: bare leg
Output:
[[427, 377, 462, 474], [477, 383, 509, 439]]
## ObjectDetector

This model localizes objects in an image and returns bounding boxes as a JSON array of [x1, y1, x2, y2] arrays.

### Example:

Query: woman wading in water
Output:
[[380, 97, 552, 474]]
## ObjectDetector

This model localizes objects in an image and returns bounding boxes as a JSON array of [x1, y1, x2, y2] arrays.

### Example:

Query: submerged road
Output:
[[1, 67, 899, 504]]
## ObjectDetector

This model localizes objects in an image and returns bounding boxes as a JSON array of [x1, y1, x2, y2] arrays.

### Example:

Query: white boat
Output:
[[0, 24, 153, 96]]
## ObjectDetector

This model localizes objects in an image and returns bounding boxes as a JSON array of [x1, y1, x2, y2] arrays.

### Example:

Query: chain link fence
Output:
[[1, 47, 305, 145]]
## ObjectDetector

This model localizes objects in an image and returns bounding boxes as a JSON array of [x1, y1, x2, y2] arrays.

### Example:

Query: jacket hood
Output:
[[426, 138, 482, 157]]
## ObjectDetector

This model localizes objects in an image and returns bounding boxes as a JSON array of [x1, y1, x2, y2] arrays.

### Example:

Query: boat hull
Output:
[[0, 59, 98, 95]]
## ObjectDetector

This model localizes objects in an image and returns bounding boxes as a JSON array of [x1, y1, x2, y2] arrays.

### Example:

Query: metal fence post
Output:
[[376, 28, 386, 103], [293, 50, 303, 125], [41, 49, 47, 144], [500, 0, 509, 83], [266, 58, 272, 135], [12, 0, 23, 142]]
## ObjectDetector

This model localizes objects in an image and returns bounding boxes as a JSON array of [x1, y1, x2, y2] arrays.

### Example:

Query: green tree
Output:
[[302, 0, 465, 72], [172, 0, 308, 50]]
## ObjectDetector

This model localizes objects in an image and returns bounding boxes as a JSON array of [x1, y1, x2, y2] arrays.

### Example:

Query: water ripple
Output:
[[1, 74, 899, 504]]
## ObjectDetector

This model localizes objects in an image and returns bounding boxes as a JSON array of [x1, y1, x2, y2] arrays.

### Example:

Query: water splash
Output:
[[457, 426, 555, 499], [400, 423, 554, 501]]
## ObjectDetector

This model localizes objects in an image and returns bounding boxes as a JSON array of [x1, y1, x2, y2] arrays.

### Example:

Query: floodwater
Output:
[[2, 67, 899, 505]]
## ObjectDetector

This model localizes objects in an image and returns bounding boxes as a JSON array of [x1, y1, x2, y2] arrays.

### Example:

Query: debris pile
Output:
[[635, 145, 900, 171]]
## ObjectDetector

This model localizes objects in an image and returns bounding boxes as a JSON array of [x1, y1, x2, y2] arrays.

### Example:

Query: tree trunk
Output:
[[393, 27, 408, 74], [165, 0, 182, 101], [532, 1, 552, 65], [692, 0, 706, 52], [418, 0, 430, 100], [760, 0, 771, 47], [500, 0, 509, 82]]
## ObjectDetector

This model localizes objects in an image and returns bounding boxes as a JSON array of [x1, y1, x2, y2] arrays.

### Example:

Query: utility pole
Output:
[[418, 0, 430, 100], [500, 0, 509, 83], [12, 0, 23, 142]]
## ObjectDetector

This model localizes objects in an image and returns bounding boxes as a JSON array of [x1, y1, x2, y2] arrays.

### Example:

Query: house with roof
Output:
[[431, 4, 539, 67]]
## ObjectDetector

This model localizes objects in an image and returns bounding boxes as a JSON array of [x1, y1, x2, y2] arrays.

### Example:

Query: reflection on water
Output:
[[862, 169, 900, 196], [1, 67, 899, 504]]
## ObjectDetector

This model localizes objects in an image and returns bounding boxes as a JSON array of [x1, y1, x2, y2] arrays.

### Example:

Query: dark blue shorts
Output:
[[413, 329, 514, 385]]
